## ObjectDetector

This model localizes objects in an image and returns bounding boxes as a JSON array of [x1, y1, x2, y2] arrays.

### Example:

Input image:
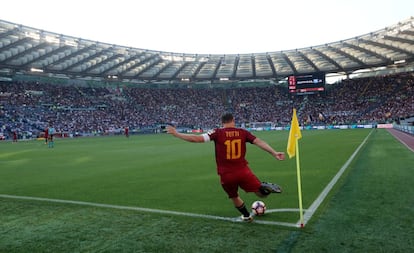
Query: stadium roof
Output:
[[0, 17, 413, 83]]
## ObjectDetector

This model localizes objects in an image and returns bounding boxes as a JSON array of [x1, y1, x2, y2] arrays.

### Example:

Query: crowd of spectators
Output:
[[300, 73, 414, 125], [0, 72, 413, 139]]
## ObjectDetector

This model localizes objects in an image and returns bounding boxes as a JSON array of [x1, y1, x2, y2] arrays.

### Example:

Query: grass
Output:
[[289, 129, 414, 253], [0, 129, 413, 252]]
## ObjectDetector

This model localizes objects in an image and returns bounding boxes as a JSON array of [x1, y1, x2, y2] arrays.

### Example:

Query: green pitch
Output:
[[1, 129, 413, 252], [0, 129, 367, 222]]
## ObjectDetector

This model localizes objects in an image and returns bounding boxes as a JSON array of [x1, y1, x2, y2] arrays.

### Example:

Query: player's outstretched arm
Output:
[[166, 125, 205, 143], [253, 138, 285, 161]]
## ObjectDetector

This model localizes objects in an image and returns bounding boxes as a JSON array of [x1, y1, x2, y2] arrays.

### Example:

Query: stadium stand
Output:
[[0, 72, 413, 139], [0, 17, 413, 140]]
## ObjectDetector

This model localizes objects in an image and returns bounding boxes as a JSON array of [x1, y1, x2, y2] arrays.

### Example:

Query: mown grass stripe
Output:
[[299, 130, 372, 227]]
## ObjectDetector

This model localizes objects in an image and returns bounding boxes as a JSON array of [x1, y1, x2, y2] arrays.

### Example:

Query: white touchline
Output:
[[0, 193, 298, 227], [298, 130, 373, 227]]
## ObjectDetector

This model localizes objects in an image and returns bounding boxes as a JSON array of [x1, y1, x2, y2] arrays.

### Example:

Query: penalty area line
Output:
[[298, 130, 373, 227], [0, 194, 297, 227]]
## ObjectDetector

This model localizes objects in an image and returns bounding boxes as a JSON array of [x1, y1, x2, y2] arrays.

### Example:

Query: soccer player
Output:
[[166, 113, 285, 222], [48, 124, 55, 148], [12, 130, 18, 142], [44, 126, 49, 145]]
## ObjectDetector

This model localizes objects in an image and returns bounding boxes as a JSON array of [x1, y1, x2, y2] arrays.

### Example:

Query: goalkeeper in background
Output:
[[167, 113, 285, 222]]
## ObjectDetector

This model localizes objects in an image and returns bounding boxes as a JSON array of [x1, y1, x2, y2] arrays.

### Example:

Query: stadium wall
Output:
[[393, 124, 414, 135]]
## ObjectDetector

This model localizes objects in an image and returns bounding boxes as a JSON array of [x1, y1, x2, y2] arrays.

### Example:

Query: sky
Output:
[[1, 0, 413, 55]]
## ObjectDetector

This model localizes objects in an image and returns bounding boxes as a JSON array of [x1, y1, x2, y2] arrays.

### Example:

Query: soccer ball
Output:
[[251, 200, 266, 216]]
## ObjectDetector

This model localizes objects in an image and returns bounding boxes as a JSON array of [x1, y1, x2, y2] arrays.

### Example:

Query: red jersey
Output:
[[206, 127, 257, 175]]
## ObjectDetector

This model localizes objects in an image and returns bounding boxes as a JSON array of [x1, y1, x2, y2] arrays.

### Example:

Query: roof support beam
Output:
[[362, 39, 414, 59], [281, 53, 297, 74], [0, 37, 32, 62], [342, 42, 391, 64], [297, 51, 320, 72], [311, 48, 345, 72], [384, 35, 414, 45], [44, 44, 96, 68], [191, 61, 206, 80], [0, 27, 19, 39], [232, 56, 239, 79], [19, 44, 72, 69], [152, 61, 173, 79], [327, 45, 367, 68], [101, 55, 135, 76], [266, 54, 278, 78], [132, 55, 162, 79], [81, 53, 123, 74], [251, 55, 256, 78], [3, 41, 47, 65], [61, 47, 105, 71], [170, 62, 189, 80], [115, 53, 148, 77]]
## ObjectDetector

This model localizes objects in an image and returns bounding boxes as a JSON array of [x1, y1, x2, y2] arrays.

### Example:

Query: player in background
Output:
[[12, 130, 18, 142], [44, 126, 49, 145], [48, 124, 55, 148], [166, 113, 285, 222], [124, 126, 129, 138]]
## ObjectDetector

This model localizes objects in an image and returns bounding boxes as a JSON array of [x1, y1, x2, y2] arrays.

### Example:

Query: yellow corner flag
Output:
[[287, 108, 305, 227], [287, 108, 302, 158]]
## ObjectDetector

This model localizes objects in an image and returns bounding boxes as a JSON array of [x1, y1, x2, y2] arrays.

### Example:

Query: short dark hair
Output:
[[221, 113, 234, 123]]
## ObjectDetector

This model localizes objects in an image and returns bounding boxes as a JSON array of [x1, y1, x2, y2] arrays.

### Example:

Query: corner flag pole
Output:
[[295, 137, 304, 228], [287, 108, 304, 228]]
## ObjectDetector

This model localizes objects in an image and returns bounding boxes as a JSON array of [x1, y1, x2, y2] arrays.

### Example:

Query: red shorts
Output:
[[219, 167, 261, 198]]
